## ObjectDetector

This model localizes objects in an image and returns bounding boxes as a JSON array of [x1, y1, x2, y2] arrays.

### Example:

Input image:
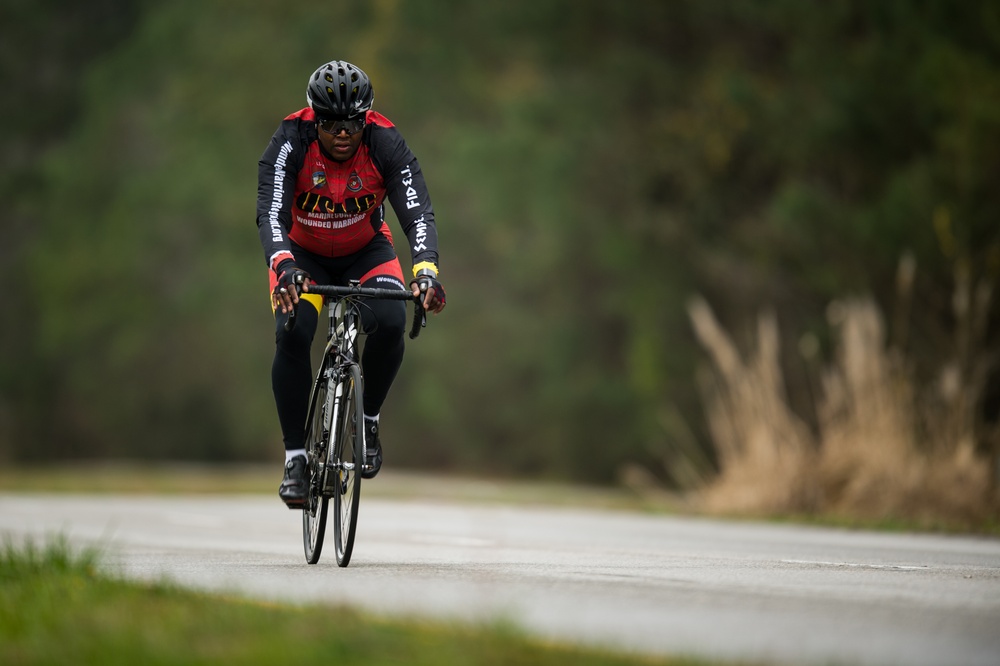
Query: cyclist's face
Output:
[[317, 120, 364, 162]]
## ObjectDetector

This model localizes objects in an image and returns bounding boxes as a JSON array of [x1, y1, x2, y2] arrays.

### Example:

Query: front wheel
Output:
[[332, 363, 364, 567], [302, 359, 332, 564]]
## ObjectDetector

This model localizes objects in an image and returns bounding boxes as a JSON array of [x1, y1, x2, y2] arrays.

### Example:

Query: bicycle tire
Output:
[[332, 362, 364, 567], [302, 358, 332, 564]]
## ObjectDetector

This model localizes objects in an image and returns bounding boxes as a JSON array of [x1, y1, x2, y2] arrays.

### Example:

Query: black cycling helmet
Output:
[[306, 60, 374, 119]]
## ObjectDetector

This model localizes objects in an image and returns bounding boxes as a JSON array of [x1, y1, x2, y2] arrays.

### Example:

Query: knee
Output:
[[368, 300, 406, 340]]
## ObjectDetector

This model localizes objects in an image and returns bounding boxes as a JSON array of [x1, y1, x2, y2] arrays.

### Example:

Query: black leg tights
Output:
[[272, 302, 319, 451], [359, 297, 406, 417]]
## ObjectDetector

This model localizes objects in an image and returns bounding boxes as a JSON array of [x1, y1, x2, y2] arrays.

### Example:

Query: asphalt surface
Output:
[[1, 491, 998, 665]]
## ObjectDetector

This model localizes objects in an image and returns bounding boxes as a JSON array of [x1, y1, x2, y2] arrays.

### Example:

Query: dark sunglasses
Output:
[[317, 115, 366, 135]]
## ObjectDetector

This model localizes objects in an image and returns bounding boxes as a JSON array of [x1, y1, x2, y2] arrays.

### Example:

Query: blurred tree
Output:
[[2, 0, 997, 486], [0, 0, 145, 462]]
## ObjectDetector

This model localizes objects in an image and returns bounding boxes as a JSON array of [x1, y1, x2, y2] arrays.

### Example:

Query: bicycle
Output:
[[286, 280, 426, 566]]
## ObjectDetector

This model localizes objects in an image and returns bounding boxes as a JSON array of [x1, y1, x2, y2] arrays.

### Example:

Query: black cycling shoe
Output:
[[279, 454, 308, 508], [361, 420, 382, 479]]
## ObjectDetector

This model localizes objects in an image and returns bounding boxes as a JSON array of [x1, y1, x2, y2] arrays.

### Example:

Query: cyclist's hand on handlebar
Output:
[[410, 273, 446, 314], [272, 260, 311, 314]]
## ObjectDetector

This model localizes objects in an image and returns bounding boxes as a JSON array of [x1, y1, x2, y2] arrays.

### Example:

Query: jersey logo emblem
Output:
[[312, 171, 327, 188], [347, 171, 363, 192]]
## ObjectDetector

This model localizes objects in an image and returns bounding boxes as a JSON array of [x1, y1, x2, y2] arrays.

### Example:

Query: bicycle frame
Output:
[[315, 297, 361, 493], [311, 282, 423, 488]]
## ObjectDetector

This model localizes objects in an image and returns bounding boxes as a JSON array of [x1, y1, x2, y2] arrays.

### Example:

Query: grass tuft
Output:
[[1, 534, 100, 578]]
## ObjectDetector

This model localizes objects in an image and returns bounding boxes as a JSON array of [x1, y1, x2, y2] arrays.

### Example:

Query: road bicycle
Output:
[[287, 280, 425, 566]]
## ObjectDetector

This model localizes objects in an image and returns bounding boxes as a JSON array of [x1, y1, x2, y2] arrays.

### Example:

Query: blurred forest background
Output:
[[1, 0, 998, 524]]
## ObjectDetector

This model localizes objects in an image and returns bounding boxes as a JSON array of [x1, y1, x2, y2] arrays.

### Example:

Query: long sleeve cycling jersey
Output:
[[256, 107, 439, 276]]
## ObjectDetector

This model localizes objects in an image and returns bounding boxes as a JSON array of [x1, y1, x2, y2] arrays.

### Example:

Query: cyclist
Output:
[[256, 60, 446, 508]]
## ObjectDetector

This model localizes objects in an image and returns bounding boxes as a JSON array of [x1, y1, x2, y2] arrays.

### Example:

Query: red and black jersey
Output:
[[256, 107, 439, 274]]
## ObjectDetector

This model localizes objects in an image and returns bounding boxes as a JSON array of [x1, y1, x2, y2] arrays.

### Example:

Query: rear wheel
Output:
[[302, 360, 332, 564], [333, 363, 364, 567]]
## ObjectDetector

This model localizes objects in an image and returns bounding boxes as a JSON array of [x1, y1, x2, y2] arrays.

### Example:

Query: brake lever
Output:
[[408, 295, 426, 339], [283, 302, 299, 332], [282, 274, 309, 332]]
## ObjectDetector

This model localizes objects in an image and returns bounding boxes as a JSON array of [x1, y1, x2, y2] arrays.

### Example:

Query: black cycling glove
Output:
[[411, 273, 446, 309], [273, 260, 310, 296]]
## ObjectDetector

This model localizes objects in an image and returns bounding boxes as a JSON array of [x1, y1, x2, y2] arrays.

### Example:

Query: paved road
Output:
[[1, 492, 998, 665]]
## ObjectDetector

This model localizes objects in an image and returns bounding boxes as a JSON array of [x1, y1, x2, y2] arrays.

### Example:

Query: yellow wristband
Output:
[[412, 261, 438, 278]]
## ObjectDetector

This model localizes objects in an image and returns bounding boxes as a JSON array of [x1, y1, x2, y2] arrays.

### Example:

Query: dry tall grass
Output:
[[686, 294, 998, 530]]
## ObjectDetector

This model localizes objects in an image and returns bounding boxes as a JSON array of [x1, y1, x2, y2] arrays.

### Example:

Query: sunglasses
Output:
[[317, 115, 366, 135]]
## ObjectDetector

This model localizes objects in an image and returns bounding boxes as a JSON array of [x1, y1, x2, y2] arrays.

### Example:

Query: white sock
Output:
[[285, 448, 306, 463], [364, 413, 379, 423]]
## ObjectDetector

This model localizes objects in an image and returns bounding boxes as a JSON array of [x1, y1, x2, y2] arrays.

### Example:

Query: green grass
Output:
[[0, 538, 711, 666]]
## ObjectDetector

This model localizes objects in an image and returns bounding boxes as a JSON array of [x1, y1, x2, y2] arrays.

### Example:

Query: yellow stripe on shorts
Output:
[[271, 292, 323, 316]]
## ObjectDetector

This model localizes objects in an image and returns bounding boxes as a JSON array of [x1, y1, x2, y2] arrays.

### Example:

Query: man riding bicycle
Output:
[[256, 60, 446, 508]]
